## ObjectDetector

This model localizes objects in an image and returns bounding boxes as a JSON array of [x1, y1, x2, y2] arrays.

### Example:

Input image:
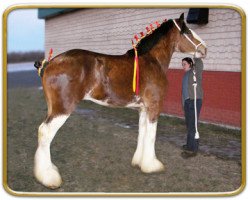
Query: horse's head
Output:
[[173, 13, 207, 58]]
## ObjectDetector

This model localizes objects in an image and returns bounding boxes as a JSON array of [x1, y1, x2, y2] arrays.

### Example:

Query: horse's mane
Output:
[[126, 19, 174, 56]]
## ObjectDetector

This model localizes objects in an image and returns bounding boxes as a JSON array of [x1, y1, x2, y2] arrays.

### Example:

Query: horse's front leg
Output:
[[132, 108, 147, 167], [34, 115, 69, 189], [140, 110, 164, 173]]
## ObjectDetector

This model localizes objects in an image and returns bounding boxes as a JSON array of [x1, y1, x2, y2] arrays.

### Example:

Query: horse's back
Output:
[[45, 49, 132, 75]]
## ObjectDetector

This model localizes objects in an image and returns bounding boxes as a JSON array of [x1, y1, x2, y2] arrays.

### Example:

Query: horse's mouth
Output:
[[195, 49, 207, 58]]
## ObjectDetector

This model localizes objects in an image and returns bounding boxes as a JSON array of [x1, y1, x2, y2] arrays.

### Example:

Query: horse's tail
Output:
[[34, 49, 53, 77], [34, 60, 49, 77], [34, 61, 42, 70]]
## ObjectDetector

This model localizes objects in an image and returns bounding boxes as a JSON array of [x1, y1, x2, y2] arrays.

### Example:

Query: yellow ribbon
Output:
[[133, 48, 138, 93]]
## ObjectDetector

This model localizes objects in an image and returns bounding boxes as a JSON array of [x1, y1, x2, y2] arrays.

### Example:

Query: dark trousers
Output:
[[184, 99, 202, 152]]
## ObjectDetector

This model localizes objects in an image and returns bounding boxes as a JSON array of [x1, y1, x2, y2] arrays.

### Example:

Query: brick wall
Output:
[[44, 8, 242, 127], [163, 70, 241, 127]]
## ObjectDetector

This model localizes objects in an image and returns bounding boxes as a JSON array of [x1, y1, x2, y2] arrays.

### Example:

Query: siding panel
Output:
[[45, 8, 242, 72]]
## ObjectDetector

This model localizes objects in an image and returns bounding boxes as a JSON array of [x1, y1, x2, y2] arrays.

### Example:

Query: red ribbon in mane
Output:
[[48, 48, 53, 61]]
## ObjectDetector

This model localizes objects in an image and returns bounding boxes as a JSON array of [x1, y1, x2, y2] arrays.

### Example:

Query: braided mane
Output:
[[127, 19, 174, 56]]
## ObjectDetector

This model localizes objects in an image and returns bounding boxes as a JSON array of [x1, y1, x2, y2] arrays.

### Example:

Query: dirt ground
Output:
[[6, 73, 242, 194]]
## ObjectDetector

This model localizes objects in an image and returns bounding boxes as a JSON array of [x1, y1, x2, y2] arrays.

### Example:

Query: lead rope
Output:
[[193, 65, 199, 139]]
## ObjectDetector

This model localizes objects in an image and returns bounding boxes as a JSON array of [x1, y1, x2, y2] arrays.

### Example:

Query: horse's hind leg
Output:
[[34, 114, 69, 189], [34, 72, 81, 188]]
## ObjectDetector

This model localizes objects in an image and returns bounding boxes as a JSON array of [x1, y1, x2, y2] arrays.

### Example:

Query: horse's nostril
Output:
[[204, 48, 207, 56], [205, 48, 207, 54], [200, 47, 207, 56]]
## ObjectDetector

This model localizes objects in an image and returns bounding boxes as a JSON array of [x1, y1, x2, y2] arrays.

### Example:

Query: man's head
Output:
[[182, 57, 193, 72]]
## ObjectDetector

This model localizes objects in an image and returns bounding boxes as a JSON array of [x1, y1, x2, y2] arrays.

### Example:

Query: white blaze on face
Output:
[[190, 29, 207, 48]]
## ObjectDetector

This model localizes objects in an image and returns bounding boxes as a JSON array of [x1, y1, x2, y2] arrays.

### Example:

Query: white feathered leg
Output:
[[34, 115, 69, 189], [132, 109, 147, 167], [140, 116, 164, 173]]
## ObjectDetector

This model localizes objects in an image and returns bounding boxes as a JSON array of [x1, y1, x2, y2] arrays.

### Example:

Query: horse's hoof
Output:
[[131, 154, 142, 168], [131, 161, 140, 168], [140, 158, 165, 173], [34, 165, 62, 189]]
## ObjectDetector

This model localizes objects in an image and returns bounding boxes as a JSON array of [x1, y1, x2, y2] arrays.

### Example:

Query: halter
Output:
[[173, 20, 203, 52]]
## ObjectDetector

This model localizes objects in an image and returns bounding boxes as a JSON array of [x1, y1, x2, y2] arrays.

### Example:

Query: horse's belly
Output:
[[125, 101, 143, 108], [83, 93, 143, 108], [83, 93, 110, 107]]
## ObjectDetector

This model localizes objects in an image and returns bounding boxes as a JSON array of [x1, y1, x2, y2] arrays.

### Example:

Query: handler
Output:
[[181, 57, 204, 158]]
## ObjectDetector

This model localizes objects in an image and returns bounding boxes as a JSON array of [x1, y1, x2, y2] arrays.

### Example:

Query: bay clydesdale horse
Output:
[[34, 13, 207, 189]]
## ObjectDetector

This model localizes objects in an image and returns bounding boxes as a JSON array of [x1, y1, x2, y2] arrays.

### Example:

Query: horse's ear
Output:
[[179, 13, 184, 23]]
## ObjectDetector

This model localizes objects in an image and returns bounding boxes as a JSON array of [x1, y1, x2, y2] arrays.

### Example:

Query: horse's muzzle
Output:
[[196, 46, 207, 58]]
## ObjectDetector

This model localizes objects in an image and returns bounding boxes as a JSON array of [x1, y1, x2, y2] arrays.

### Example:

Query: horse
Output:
[[34, 13, 207, 189]]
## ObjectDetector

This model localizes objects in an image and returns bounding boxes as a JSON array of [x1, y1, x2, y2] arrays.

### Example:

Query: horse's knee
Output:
[[144, 99, 163, 122], [147, 107, 160, 122]]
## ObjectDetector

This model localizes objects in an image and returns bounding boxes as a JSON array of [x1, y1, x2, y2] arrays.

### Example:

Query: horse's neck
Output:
[[148, 32, 176, 71]]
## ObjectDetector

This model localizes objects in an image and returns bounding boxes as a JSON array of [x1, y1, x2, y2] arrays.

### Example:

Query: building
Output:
[[38, 8, 242, 128]]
